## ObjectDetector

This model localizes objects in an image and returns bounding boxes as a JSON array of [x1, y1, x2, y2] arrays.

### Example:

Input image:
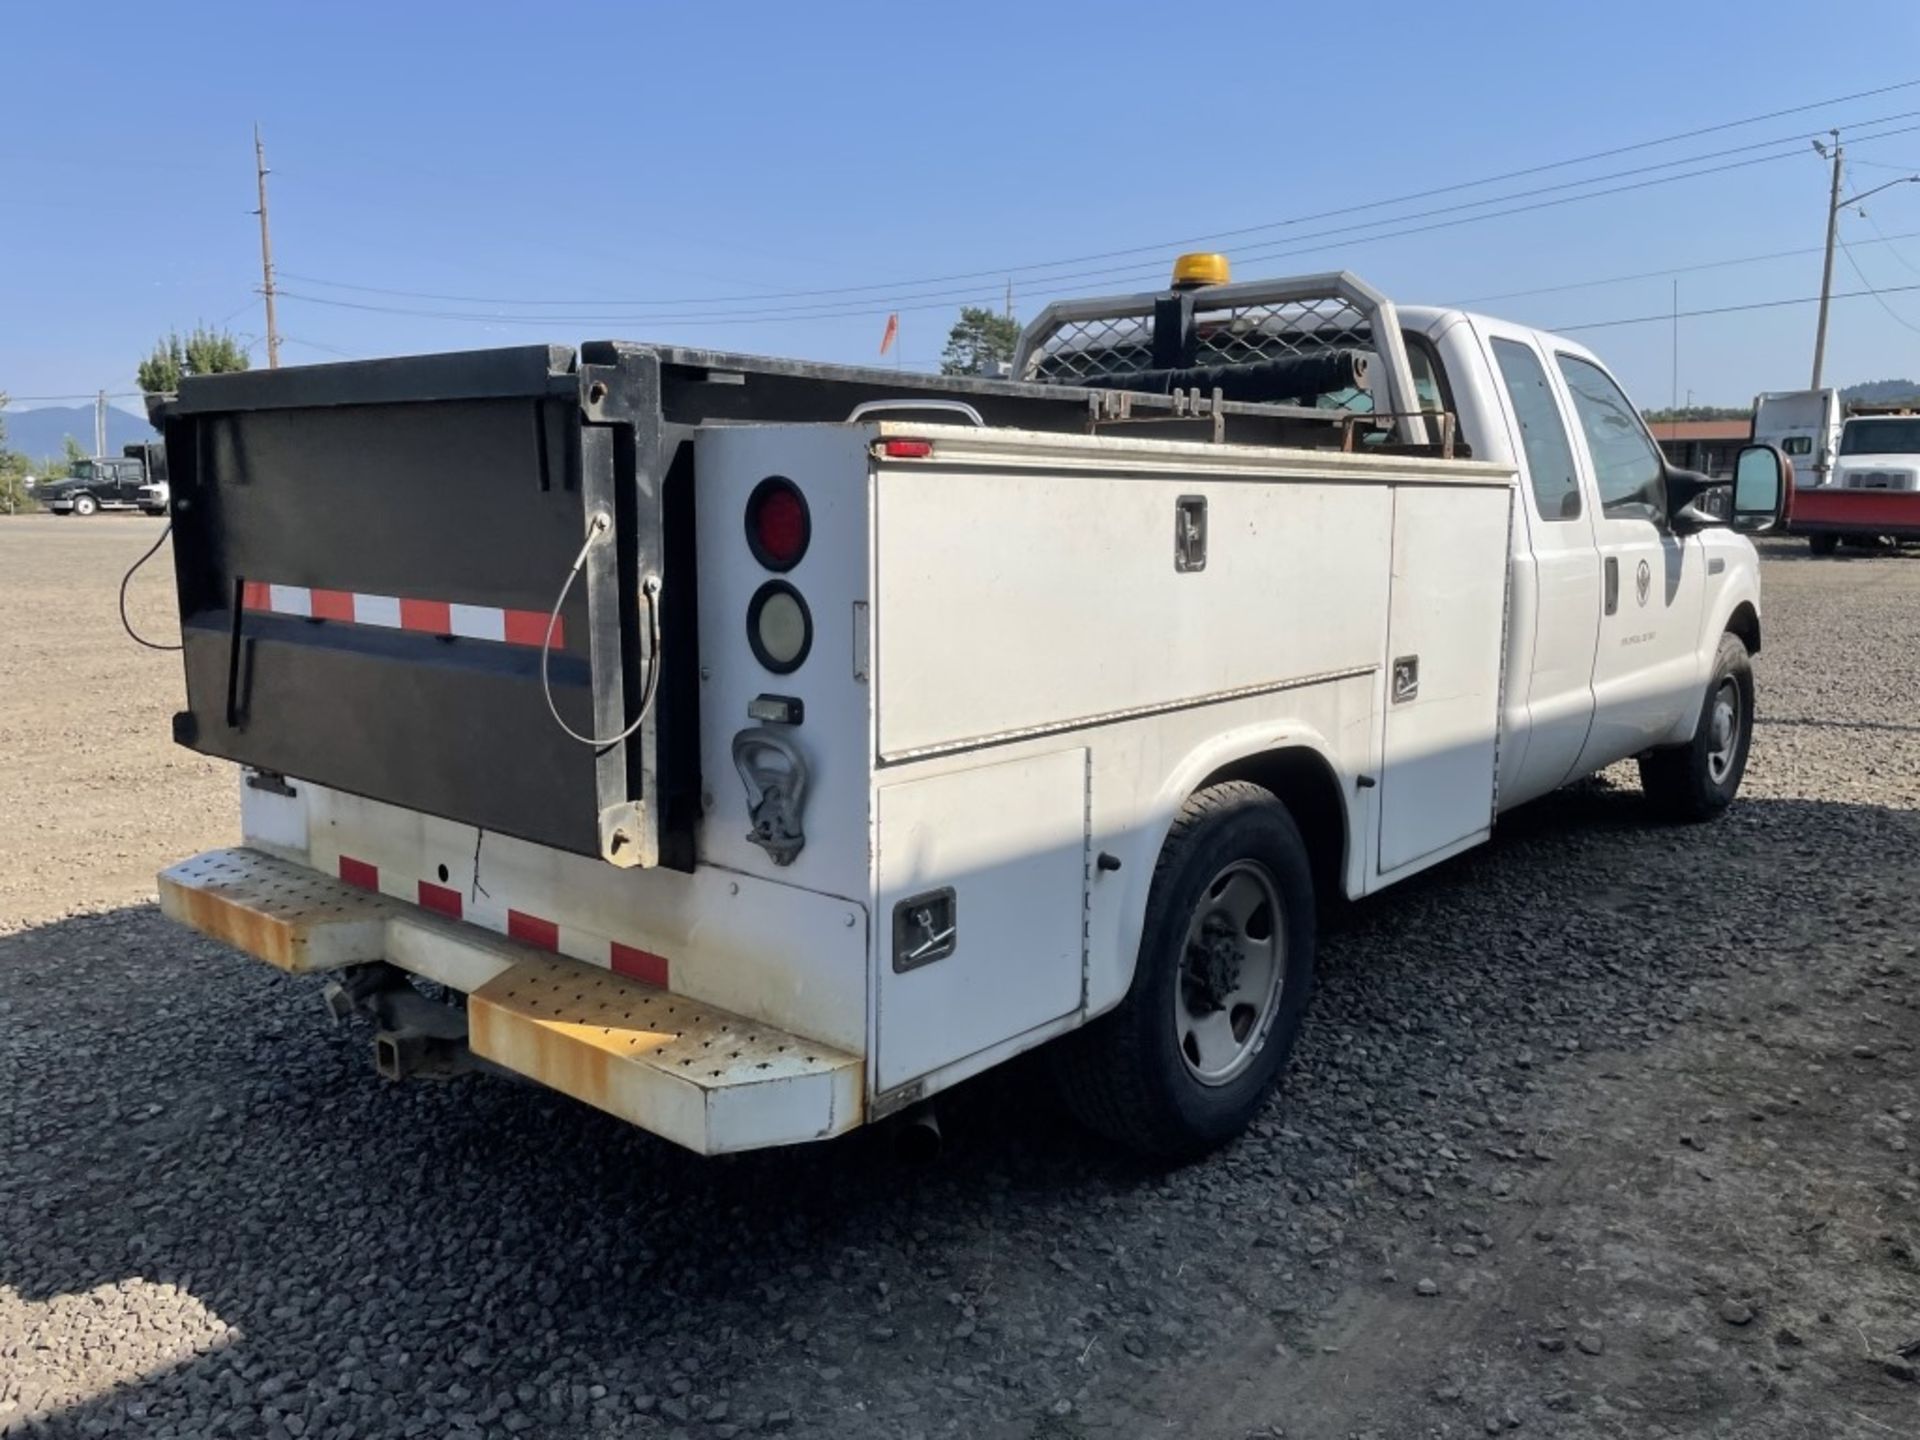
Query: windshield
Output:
[[67, 461, 97, 481], [1840, 418, 1920, 456]]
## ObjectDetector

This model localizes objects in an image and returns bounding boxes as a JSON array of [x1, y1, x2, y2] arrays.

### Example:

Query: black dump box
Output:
[[161, 340, 1347, 870]]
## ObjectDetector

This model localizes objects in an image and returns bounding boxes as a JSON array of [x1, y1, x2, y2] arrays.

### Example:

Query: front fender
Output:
[[1655, 536, 1760, 746]]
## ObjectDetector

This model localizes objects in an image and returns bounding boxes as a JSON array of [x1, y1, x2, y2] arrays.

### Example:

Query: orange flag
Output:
[[879, 312, 899, 356]]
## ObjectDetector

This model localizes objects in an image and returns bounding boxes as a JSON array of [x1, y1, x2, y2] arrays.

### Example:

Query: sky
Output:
[[6, 0, 1920, 424]]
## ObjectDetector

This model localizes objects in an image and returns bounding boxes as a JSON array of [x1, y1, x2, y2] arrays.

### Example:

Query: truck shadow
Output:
[[3, 785, 1913, 1436]]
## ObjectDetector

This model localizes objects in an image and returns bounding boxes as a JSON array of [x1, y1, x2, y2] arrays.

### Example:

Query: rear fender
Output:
[[1086, 723, 1354, 1020]]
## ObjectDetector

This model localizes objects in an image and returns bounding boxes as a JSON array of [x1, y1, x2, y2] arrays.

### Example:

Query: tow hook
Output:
[[733, 727, 809, 865]]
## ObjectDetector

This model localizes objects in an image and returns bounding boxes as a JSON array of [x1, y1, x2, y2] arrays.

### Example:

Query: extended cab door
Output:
[[1472, 320, 1601, 807], [1553, 350, 1706, 771]]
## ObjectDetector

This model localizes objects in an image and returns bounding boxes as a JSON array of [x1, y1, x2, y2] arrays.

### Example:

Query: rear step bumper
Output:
[[158, 848, 863, 1154]]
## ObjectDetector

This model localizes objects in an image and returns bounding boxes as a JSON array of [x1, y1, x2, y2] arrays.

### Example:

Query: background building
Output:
[[1649, 418, 1751, 478]]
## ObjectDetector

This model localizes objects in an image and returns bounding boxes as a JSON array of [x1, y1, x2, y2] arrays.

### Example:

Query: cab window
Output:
[[1556, 354, 1665, 523], [1781, 436, 1812, 456], [1491, 338, 1581, 520], [1329, 333, 1452, 444]]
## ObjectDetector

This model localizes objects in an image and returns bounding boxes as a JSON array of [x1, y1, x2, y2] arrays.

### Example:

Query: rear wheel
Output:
[[1639, 632, 1754, 822], [1053, 781, 1316, 1160], [71, 493, 98, 517], [1808, 533, 1838, 556]]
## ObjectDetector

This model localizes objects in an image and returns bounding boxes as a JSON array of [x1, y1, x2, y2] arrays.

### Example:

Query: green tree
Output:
[[61, 436, 87, 475], [138, 324, 251, 395], [939, 306, 1022, 377]]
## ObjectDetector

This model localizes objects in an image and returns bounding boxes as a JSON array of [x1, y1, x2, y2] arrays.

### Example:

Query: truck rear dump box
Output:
[[162, 342, 1341, 872]]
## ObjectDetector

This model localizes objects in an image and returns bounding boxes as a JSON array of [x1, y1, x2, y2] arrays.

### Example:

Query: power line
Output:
[[1452, 227, 1920, 304], [13, 282, 1920, 404], [1, 391, 151, 403], [273, 116, 1920, 332], [1863, 211, 1920, 279], [276, 81, 1920, 311], [1553, 279, 1920, 332], [1837, 233, 1920, 334], [266, 143, 1840, 328]]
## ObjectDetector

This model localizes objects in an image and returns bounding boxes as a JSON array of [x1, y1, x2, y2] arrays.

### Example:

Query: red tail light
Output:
[[746, 476, 810, 572]]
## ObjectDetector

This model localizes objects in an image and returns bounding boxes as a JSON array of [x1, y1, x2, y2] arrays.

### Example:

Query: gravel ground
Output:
[[2, 516, 1916, 1439]]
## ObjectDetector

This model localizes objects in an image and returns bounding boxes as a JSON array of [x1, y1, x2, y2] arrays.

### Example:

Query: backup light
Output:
[[748, 580, 812, 674]]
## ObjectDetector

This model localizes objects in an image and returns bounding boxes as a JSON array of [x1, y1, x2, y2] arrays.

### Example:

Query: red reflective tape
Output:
[[417, 880, 463, 919], [399, 597, 453, 635], [242, 580, 272, 611], [503, 608, 558, 649], [309, 588, 356, 623], [338, 856, 379, 891], [610, 941, 669, 988], [508, 909, 559, 951]]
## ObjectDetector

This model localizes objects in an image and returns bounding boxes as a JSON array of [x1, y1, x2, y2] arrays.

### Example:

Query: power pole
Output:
[[1004, 276, 1014, 319], [95, 390, 107, 457], [1811, 131, 1843, 390], [253, 123, 282, 370]]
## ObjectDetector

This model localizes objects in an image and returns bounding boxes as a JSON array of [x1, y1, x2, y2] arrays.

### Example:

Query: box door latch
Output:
[[1175, 495, 1208, 572]]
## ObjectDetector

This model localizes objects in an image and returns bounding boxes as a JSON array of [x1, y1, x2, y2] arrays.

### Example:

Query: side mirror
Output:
[[1731, 443, 1791, 533], [1666, 464, 1724, 534]]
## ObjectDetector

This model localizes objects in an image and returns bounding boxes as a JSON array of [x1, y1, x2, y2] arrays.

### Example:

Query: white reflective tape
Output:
[[353, 593, 403, 628], [268, 584, 312, 618], [448, 603, 507, 642], [557, 923, 611, 969]]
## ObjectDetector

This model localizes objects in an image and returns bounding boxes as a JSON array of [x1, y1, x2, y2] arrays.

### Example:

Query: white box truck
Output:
[[1752, 387, 1843, 488]]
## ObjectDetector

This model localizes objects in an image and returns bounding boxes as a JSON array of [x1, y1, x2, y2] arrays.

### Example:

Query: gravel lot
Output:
[[2, 514, 1916, 1439]]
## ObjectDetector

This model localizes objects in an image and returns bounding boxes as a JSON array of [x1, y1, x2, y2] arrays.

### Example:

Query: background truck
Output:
[[1789, 406, 1920, 554], [1752, 387, 1842, 488], [40, 440, 168, 516], [149, 260, 1785, 1160]]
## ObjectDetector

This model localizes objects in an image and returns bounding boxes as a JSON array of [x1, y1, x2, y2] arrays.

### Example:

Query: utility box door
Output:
[[875, 748, 1088, 1092], [1378, 486, 1512, 876]]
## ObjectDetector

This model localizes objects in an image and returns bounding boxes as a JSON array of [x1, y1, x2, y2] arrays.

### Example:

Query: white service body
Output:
[[212, 300, 1764, 1152], [157, 284, 1758, 1159]]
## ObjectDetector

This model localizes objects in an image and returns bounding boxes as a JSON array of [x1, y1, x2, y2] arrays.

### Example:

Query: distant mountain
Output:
[[2, 404, 155, 465], [1841, 378, 1920, 405]]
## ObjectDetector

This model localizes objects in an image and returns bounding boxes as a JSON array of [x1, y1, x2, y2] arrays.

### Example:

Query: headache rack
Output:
[[159, 272, 1453, 874], [1015, 270, 1435, 448]]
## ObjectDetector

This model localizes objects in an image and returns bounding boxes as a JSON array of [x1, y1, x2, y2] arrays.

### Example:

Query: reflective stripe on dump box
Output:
[[157, 848, 863, 1154]]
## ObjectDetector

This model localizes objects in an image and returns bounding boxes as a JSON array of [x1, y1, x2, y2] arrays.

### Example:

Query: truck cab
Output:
[[42, 455, 149, 515], [1753, 388, 1842, 489], [1789, 408, 1920, 552], [1396, 306, 1763, 808]]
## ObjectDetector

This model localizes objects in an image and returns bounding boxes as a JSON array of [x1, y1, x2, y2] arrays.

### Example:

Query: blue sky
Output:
[[6, 0, 1920, 422]]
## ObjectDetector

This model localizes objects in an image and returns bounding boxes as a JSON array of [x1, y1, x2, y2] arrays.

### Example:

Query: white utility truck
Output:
[[152, 258, 1786, 1159]]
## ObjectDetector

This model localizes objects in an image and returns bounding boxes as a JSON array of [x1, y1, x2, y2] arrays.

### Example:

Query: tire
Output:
[[71, 493, 98, 517], [1053, 781, 1317, 1160], [1638, 632, 1754, 822], [1808, 533, 1838, 556]]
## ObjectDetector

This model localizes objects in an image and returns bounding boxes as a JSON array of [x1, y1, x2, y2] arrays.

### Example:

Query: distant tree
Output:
[[61, 436, 87, 474], [940, 306, 1022, 376], [137, 325, 251, 395]]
